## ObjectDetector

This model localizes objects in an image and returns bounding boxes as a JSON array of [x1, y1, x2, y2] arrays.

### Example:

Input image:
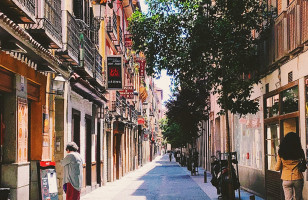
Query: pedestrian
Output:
[[275, 132, 305, 200], [61, 142, 83, 200], [169, 151, 172, 162]]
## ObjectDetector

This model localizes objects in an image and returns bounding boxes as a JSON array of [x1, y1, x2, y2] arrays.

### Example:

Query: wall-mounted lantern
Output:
[[48, 74, 66, 96]]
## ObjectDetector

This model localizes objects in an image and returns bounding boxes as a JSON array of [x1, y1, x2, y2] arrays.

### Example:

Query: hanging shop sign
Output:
[[124, 34, 133, 48], [107, 56, 123, 89], [136, 58, 146, 77], [119, 86, 134, 99], [138, 118, 145, 125]]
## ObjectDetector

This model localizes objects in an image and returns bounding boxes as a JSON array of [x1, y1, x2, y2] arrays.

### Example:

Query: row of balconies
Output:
[[110, 91, 138, 123], [0, 1, 104, 87], [270, 0, 308, 66]]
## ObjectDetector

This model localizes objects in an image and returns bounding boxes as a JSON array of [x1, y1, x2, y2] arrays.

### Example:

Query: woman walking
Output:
[[275, 132, 305, 200]]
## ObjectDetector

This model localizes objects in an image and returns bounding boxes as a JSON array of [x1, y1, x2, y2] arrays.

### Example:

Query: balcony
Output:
[[76, 33, 94, 78], [111, 91, 122, 117], [107, 12, 118, 41], [25, 0, 62, 49], [300, 0, 308, 44], [287, 0, 303, 55], [274, 11, 289, 63], [56, 11, 79, 66], [115, 26, 124, 54], [88, 48, 105, 89], [122, 97, 127, 119], [0, 0, 36, 23]]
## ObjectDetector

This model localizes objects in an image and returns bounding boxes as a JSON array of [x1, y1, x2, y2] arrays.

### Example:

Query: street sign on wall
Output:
[[119, 86, 134, 99], [107, 56, 123, 89]]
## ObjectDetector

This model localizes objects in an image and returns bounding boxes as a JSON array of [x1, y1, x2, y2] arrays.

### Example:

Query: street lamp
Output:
[[47, 74, 66, 96]]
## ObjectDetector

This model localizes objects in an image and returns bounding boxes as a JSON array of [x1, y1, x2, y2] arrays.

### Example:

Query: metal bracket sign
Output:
[[107, 56, 123, 90], [119, 86, 134, 99], [124, 34, 133, 48]]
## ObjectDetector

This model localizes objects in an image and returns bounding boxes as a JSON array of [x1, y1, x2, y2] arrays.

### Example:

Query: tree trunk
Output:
[[224, 98, 235, 200]]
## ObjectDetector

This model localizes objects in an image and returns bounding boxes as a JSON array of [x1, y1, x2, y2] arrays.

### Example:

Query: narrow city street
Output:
[[81, 154, 211, 200]]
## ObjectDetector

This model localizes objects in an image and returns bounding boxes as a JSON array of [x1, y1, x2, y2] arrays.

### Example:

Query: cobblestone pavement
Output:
[[81, 154, 211, 200]]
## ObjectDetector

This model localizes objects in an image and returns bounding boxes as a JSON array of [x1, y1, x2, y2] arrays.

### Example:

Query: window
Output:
[[266, 94, 279, 118], [281, 86, 298, 114]]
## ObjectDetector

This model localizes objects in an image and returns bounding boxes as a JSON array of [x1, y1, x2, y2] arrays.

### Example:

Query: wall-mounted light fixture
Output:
[[47, 74, 66, 95]]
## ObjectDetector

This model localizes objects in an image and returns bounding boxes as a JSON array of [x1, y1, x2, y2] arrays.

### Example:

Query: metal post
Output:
[[204, 171, 207, 183]]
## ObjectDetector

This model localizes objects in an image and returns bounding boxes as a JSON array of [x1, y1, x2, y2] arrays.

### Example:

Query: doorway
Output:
[[265, 118, 299, 199], [72, 109, 81, 151], [106, 132, 111, 182], [96, 122, 101, 185], [85, 115, 92, 186]]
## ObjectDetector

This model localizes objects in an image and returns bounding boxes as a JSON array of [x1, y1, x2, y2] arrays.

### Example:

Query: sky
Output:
[[139, 0, 173, 104]]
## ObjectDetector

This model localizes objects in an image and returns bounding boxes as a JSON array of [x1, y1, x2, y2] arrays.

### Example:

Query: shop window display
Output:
[[265, 94, 279, 118], [234, 109, 263, 169], [281, 86, 298, 114]]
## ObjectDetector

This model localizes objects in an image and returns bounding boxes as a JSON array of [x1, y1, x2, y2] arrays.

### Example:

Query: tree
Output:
[[129, 0, 267, 198]]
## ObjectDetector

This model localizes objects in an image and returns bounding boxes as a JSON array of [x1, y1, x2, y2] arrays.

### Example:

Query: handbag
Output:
[[297, 159, 307, 172]]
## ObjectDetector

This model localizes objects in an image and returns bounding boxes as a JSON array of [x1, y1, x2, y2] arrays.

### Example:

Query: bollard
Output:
[[249, 195, 255, 200], [204, 171, 207, 183]]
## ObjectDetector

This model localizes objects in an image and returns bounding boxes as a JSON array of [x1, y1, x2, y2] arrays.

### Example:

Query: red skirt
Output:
[[66, 182, 81, 200]]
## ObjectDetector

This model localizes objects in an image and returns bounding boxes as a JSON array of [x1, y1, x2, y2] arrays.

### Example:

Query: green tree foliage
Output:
[[160, 118, 185, 148], [129, 0, 267, 147]]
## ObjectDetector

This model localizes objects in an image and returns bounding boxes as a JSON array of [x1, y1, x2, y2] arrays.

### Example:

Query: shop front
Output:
[[264, 81, 299, 200], [233, 98, 264, 197], [0, 51, 49, 200]]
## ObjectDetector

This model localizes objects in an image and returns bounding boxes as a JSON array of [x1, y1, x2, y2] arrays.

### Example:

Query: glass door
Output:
[[265, 123, 282, 200], [266, 123, 280, 171]]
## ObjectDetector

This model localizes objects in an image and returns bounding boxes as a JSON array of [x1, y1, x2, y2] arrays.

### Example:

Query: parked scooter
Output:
[[210, 155, 240, 198]]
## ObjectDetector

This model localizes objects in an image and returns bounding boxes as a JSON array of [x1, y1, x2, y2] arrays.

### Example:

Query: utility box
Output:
[[38, 161, 59, 200]]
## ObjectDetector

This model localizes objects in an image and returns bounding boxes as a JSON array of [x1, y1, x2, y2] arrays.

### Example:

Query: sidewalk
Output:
[[179, 162, 264, 200], [81, 155, 264, 200]]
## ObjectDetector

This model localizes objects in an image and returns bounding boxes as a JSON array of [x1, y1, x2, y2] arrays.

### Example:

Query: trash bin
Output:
[[0, 188, 10, 200]]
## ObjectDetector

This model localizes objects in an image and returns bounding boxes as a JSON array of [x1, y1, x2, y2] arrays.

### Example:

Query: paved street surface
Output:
[[81, 154, 264, 200]]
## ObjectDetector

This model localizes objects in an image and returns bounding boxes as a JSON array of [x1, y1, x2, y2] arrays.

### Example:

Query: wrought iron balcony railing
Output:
[[107, 12, 118, 41], [115, 26, 124, 54], [25, 0, 62, 49], [0, 0, 36, 23], [56, 11, 79, 66], [94, 48, 104, 86], [80, 33, 94, 78]]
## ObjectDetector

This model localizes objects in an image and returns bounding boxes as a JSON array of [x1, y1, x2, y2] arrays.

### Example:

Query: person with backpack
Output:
[[275, 132, 306, 200]]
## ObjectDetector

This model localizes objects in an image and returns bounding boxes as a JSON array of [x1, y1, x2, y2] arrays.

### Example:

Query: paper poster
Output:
[[47, 172, 58, 194], [17, 98, 28, 163]]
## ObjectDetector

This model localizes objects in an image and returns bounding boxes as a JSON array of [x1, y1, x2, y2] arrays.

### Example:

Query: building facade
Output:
[[197, 0, 308, 199], [0, 0, 163, 200]]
